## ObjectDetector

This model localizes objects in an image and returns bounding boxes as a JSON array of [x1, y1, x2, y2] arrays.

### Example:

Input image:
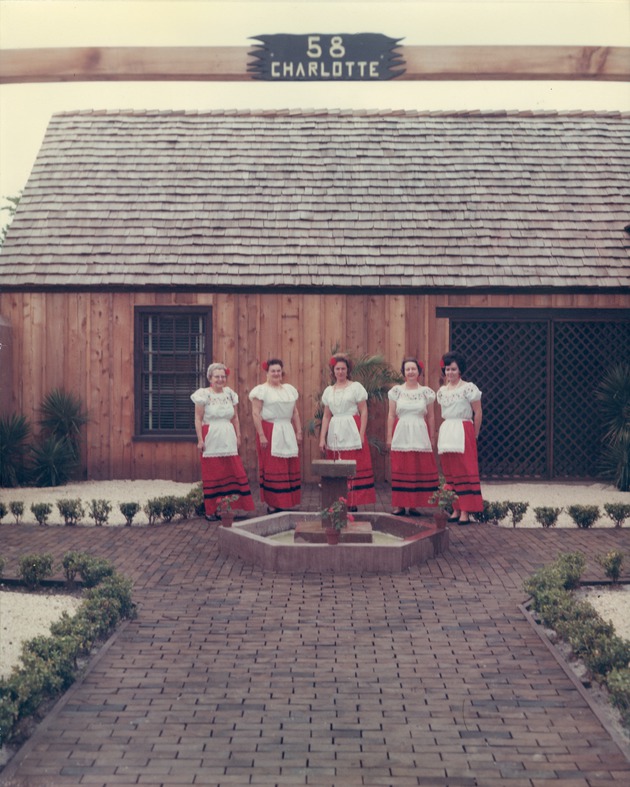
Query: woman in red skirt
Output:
[[386, 357, 439, 516], [192, 363, 255, 521], [249, 358, 302, 512], [318, 353, 376, 509], [436, 351, 483, 525]]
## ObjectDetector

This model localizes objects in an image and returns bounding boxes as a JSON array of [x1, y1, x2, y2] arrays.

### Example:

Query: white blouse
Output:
[[249, 383, 299, 458], [191, 387, 239, 458], [437, 381, 482, 454], [322, 381, 368, 451], [388, 384, 435, 452]]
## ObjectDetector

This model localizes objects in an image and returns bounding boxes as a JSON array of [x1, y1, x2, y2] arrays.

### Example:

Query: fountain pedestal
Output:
[[311, 459, 356, 509]]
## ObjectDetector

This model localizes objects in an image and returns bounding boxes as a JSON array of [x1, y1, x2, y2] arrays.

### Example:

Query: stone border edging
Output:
[[519, 598, 630, 763], [0, 616, 133, 780]]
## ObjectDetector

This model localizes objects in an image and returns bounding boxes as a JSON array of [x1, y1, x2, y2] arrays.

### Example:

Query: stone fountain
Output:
[[217, 459, 449, 573]]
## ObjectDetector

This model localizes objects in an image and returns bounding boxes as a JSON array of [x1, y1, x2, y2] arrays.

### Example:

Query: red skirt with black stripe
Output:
[[439, 421, 484, 513], [326, 415, 376, 507], [390, 450, 439, 508], [200, 425, 255, 516], [255, 419, 301, 509]]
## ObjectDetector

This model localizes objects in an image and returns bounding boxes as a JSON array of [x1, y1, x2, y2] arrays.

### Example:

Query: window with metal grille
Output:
[[134, 308, 211, 437]]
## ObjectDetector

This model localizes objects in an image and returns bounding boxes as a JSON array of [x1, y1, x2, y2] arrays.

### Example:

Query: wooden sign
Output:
[[249, 34, 405, 81]]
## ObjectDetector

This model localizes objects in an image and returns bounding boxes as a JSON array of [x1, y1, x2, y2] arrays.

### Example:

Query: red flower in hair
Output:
[[329, 356, 338, 368], [418, 360, 425, 372], [440, 359, 445, 371], [225, 368, 230, 377], [262, 361, 269, 372]]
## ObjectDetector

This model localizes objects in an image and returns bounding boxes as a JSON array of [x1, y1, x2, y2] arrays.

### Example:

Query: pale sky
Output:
[[0, 0, 629, 205]]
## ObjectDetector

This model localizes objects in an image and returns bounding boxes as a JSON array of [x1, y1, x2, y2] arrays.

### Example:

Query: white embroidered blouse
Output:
[[388, 384, 436, 452], [321, 381, 368, 451], [248, 383, 299, 458], [436, 381, 482, 454], [190, 387, 239, 458]]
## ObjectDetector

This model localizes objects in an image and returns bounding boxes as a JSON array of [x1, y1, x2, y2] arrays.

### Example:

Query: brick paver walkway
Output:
[[1, 484, 629, 786]]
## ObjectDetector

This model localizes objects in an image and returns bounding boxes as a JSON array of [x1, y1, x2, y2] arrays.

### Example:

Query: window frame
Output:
[[133, 305, 212, 441]]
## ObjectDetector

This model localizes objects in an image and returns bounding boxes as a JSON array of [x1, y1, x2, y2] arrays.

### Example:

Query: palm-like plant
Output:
[[0, 413, 31, 487], [595, 362, 630, 491], [39, 388, 88, 463]]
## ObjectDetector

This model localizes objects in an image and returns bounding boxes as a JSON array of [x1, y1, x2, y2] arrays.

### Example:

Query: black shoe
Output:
[[392, 508, 406, 516], [408, 508, 422, 517], [349, 506, 358, 513]]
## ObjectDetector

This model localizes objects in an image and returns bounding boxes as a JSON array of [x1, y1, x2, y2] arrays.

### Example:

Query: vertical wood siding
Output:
[[1, 291, 629, 484]]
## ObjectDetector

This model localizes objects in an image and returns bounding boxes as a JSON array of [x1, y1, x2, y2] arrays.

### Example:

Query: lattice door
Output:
[[552, 321, 630, 477], [450, 321, 548, 477], [450, 315, 630, 479]]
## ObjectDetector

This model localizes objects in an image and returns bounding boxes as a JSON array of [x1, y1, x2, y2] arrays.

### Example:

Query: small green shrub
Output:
[[0, 501, 7, 521], [0, 555, 5, 577], [159, 495, 177, 523], [487, 501, 509, 525], [582, 633, 630, 680], [88, 498, 112, 527], [76, 555, 115, 588], [143, 497, 163, 526], [596, 549, 624, 583], [9, 500, 24, 524], [566, 504, 600, 529], [505, 501, 529, 527], [175, 495, 195, 520], [56, 498, 85, 526], [607, 668, 630, 724], [187, 483, 205, 517], [603, 503, 630, 528], [119, 501, 140, 526], [533, 506, 563, 528], [61, 550, 87, 584], [30, 501, 53, 526], [18, 552, 55, 588]]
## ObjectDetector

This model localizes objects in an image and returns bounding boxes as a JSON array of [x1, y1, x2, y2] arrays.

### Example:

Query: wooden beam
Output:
[[1, 45, 628, 84]]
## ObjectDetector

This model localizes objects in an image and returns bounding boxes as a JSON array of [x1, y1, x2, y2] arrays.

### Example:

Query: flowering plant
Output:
[[216, 494, 239, 515], [428, 477, 458, 511], [321, 496, 354, 531]]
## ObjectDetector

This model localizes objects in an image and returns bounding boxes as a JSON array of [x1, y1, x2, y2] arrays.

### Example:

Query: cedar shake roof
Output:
[[1, 109, 629, 290]]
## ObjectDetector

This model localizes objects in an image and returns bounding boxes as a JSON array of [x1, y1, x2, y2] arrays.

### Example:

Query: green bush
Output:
[[0, 501, 7, 521], [566, 504, 600, 529], [0, 413, 31, 487], [0, 555, 135, 746], [18, 553, 54, 588], [56, 498, 85, 526], [187, 483, 205, 517], [533, 506, 563, 528], [595, 362, 630, 492], [30, 502, 53, 526], [88, 498, 112, 527], [175, 495, 195, 520], [143, 497, 163, 526], [76, 555, 115, 588], [487, 501, 509, 525], [29, 435, 77, 487], [603, 503, 630, 528], [61, 550, 87, 584], [119, 501, 140, 526], [159, 495, 177, 523], [596, 549, 624, 583], [607, 668, 630, 724], [0, 555, 5, 578], [9, 500, 24, 524], [505, 501, 529, 527], [39, 388, 88, 466], [582, 634, 630, 680]]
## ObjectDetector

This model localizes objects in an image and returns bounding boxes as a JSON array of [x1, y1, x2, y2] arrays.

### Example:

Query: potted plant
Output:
[[428, 478, 458, 528], [321, 496, 354, 544], [216, 494, 239, 527]]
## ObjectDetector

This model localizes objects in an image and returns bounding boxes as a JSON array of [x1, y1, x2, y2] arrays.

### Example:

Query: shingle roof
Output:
[[1, 109, 629, 290]]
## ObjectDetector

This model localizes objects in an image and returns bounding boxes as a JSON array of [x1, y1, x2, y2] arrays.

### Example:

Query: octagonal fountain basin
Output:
[[217, 511, 449, 574]]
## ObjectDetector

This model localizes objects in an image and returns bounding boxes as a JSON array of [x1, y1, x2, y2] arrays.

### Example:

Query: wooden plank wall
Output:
[[1, 290, 629, 484]]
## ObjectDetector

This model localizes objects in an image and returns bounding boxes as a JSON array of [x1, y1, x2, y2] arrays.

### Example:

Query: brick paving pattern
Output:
[[1, 483, 629, 786]]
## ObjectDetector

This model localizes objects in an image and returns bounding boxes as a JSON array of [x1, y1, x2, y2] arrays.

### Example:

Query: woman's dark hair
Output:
[[266, 358, 283, 369], [441, 351, 467, 375], [400, 357, 424, 376], [329, 353, 353, 381]]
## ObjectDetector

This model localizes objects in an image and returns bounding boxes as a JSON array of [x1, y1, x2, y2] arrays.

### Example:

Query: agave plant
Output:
[[595, 362, 630, 491], [0, 413, 31, 487], [30, 435, 78, 487], [39, 388, 88, 464]]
